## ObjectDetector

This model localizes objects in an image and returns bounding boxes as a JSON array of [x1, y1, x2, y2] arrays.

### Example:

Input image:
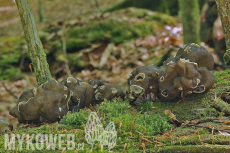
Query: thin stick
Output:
[[61, 25, 72, 77], [0, 80, 18, 99]]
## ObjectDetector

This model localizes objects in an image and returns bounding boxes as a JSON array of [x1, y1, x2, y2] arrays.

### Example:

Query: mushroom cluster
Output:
[[127, 43, 215, 104], [10, 78, 126, 123], [10, 43, 215, 123]]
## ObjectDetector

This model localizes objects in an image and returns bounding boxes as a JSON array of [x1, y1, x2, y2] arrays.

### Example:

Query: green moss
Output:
[[137, 100, 154, 113], [63, 8, 176, 53], [96, 100, 172, 136], [196, 108, 218, 118], [60, 109, 90, 129], [66, 38, 91, 52], [66, 19, 155, 48], [214, 69, 230, 85]]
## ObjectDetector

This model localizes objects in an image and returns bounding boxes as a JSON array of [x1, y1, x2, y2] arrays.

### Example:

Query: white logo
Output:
[[4, 134, 84, 150], [85, 112, 117, 151]]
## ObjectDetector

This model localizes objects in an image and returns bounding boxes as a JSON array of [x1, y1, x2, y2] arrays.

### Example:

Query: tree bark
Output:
[[179, 0, 200, 44], [15, 0, 52, 85], [215, 0, 230, 65]]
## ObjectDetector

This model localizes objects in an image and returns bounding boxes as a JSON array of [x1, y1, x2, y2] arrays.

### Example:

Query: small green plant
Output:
[[97, 100, 131, 118], [60, 109, 90, 129], [135, 114, 172, 135], [137, 100, 154, 113]]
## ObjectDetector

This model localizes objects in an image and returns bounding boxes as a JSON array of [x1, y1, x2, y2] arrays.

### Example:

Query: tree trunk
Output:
[[215, 0, 230, 65], [179, 0, 200, 44], [15, 0, 52, 85]]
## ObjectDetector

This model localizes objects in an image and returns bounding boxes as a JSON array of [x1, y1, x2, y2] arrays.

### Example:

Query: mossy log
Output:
[[157, 145, 230, 153], [211, 98, 230, 116], [15, 0, 52, 85]]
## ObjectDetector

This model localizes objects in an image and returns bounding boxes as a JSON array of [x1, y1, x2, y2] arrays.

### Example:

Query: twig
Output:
[[187, 124, 230, 133], [0, 80, 18, 99], [61, 25, 72, 77]]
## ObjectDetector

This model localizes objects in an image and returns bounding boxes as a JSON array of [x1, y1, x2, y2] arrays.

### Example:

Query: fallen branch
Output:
[[187, 124, 230, 134]]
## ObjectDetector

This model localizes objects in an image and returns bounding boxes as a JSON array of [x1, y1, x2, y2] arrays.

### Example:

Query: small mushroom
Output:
[[94, 85, 125, 104]]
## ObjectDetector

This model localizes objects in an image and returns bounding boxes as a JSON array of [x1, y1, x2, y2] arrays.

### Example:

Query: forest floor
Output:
[[1, 0, 230, 152]]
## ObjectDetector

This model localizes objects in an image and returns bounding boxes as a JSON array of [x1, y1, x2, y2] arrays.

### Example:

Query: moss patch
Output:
[[64, 8, 176, 53]]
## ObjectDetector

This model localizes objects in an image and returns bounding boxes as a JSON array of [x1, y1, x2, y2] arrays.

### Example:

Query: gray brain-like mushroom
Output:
[[9, 80, 71, 123], [94, 85, 126, 104], [127, 43, 215, 104], [61, 77, 96, 112], [61, 77, 85, 111]]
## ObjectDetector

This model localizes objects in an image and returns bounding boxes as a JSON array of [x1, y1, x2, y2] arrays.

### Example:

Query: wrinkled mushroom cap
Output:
[[126, 64, 158, 105], [176, 43, 214, 70], [69, 85, 86, 112], [79, 82, 95, 107], [158, 58, 206, 101], [94, 85, 126, 103], [61, 77, 84, 91], [88, 80, 104, 89], [157, 44, 215, 101], [10, 80, 71, 123]]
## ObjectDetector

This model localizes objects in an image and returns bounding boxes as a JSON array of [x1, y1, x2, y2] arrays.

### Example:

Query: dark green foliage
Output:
[[66, 38, 91, 52], [105, 0, 179, 16], [39, 34, 47, 43], [0, 65, 23, 80], [0, 37, 26, 80], [60, 109, 90, 129], [105, 0, 206, 15]]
